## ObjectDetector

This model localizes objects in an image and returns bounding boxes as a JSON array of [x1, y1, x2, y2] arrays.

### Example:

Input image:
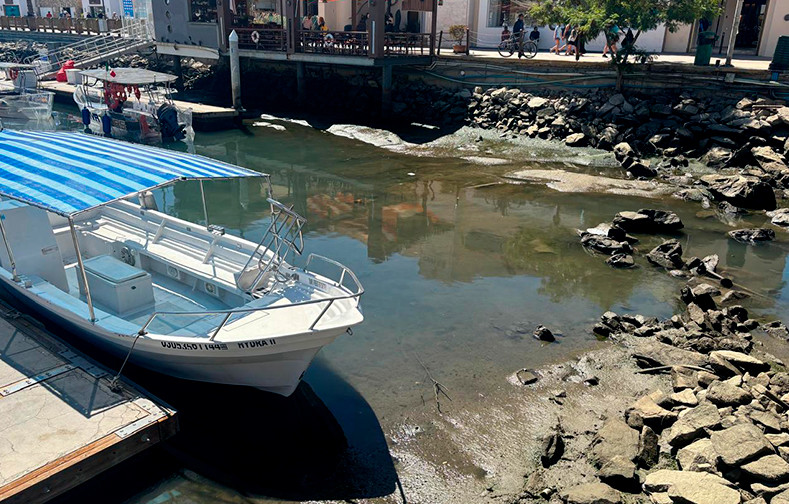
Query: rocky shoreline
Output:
[[501, 202, 789, 504]]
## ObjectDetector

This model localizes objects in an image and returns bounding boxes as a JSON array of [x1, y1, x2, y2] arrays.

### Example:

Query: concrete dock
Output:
[[40, 81, 238, 131], [0, 306, 177, 504]]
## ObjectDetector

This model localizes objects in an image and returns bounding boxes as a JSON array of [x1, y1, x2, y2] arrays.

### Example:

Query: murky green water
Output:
[[27, 109, 789, 503]]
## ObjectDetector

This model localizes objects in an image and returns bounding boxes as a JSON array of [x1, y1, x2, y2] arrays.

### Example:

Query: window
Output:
[[487, 0, 514, 28], [190, 0, 217, 23]]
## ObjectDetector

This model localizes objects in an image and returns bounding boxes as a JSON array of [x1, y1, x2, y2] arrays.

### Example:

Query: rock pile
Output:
[[0, 41, 45, 63], [575, 285, 789, 504]]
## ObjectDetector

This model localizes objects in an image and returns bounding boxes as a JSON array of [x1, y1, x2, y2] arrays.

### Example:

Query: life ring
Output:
[[8, 69, 18, 81], [251, 30, 260, 44]]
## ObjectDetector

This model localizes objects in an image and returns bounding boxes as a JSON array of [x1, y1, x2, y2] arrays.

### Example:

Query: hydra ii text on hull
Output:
[[0, 130, 364, 395], [74, 68, 193, 144]]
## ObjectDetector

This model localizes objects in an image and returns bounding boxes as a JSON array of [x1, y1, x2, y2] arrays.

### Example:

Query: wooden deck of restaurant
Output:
[[0, 303, 177, 504]]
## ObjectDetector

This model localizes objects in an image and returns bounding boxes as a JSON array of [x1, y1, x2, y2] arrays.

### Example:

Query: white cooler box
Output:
[[78, 255, 155, 317]]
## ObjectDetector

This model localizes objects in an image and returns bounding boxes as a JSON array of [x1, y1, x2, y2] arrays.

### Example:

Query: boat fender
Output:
[[81, 107, 90, 126], [251, 30, 260, 44], [101, 113, 112, 137]]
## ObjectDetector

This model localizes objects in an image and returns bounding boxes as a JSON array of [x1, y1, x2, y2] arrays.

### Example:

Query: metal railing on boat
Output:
[[136, 254, 363, 340]]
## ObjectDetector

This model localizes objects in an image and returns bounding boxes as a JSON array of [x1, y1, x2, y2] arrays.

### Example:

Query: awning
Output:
[[79, 68, 178, 85], [0, 130, 267, 217]]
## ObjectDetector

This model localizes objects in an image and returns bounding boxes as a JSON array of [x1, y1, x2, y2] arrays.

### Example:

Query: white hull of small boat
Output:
[[0, 131, 364, 396], [0, 92, 54, 120]]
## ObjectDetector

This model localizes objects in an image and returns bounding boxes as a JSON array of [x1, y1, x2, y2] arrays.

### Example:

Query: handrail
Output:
[[137, 255, 363, 339]]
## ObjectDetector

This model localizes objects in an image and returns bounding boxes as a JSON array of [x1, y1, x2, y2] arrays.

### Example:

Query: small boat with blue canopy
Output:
[[0, 130, 363, 395]]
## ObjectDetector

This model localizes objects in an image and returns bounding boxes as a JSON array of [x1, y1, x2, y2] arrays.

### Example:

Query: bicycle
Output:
[[498, 34, 537, 59]]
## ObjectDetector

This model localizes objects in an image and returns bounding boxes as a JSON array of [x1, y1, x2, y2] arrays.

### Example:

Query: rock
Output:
[[710, 423, 774, 466], [677, 438, 720, 473], [643, 470, 738, 504], [562, 482, 621, 504], [710, 350, 769, 375], [697, 371, 719, 388], [516, 369, 539, 385], [606, 253, 635, 268], [702, 146, 732, 167], [534, 325, 556, 342], [672, 366, 698, 391], [591, 419, 639, 469], [701, 254, 719, 273], [742, 454, 789, 483], [625, 395, 678, 430], [665, 402, 721, 447], [671, 389, 698, 407], [565, 132, 587, 147], [750, 410, 782, 432], [766, 433, 789, 448], [707, 381, 753, 406], [752, 146, 789, 172], [627, 161, 658, 178], [636, 425, 659, 468], [612, 209, 683, 233], [527, 97, 548, 109], [608, 94, 625, 106], [634, 340, 708, 369], [769, 208, 789, 228], [580, 233, 633, 255], [728, 228, 776, 244], [540, 429, 564, 467], [613, 142, 634, 160], [597, 454, 637, 485], [774, 489, 789, 504], [700, 174, 777, 211], [646, 239, 684, 269]]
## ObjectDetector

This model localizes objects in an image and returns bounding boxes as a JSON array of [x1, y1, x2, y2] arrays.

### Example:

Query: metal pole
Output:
[[229, 30, 242, 109], [199, 179, 210, 227], [725, 0, 744, 66], [69, 217, 96, 322], [0, 214, 19, 282]]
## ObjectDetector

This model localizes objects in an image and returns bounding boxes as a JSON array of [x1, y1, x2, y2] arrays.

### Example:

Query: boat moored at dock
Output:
[[0, 63, 54, 121], [0, 130, 364, 395]]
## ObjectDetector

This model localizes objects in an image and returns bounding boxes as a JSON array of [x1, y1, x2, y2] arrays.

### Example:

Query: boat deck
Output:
[[0, 300, 177, 503]]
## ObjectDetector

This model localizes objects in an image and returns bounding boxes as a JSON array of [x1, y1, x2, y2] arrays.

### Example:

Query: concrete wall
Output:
[[759, 0, 789, 58], [662, 23, 693, 53], [436, 0, 469, 46], [317, 0, 349, 31], [152, 0, 221, 48]]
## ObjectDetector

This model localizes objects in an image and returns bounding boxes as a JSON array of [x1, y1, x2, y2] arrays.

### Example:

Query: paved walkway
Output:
[[441, 49, 773, 72]]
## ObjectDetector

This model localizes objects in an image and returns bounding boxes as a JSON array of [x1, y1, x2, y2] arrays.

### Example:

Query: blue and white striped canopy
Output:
[[0, 130, 266, 216]]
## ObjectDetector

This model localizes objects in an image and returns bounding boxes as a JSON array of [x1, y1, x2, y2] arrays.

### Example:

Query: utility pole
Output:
[[725, 0, 744, 66]]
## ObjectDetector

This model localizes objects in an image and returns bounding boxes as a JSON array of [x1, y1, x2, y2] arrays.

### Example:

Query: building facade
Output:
[[436, 0, 788, 58]]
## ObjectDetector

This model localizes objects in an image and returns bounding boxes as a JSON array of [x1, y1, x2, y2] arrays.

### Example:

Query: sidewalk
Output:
[[441, 48, 775, 74]]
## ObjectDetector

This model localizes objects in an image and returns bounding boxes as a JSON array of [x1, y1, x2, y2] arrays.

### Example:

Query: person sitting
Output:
[[385, 13, 394, 33], [356, 14, 368, 32], [529, 26, 540, 42], [318, 16, 327, 32]]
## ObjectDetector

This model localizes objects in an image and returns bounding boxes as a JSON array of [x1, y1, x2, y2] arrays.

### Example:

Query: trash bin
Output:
[[694, 31, 716, 66]]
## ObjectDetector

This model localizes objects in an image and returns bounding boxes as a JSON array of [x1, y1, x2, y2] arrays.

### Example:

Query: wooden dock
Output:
[[0, 306, 177, 504], [40, 81, 238, 131]]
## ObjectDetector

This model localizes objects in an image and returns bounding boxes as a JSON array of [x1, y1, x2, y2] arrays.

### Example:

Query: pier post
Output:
[[172, 55, 183, 92], [724, 0, 744, 66], [229, 30, 243, 110], [381, 64, 392, 116], [296, 61, 306, 103]]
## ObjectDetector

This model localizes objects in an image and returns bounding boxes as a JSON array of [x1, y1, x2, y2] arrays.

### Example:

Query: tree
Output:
[[525, 0, 721, 90]]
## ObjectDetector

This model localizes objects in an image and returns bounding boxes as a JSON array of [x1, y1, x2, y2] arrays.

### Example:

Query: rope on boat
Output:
[[109, 331, 144, 393]]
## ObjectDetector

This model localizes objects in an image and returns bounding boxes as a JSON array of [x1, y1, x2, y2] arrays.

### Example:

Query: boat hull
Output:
[[0, 92, 54, 120], [0, 275, 346, 396]]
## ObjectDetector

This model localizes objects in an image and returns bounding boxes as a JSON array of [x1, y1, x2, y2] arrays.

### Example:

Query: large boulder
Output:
[[643, 470, 739, 504], [741, 454, 789, 483], [580, 233, 633, 255], [769, 208, 789, 228], [709, 350, 769, 375], [565, 132, 587, 147], [728, 228, 776, 244], [677, 438, 720, 473], [612, 209, 684, 233], [590, 419, 639, 484], [665, 402, 721, 447], [646, 239, 684, 269], [625, 394, 678, 431], [700, 174, 776, 211], [710, 423, 774, 466], [562, 482, 621, 504], [706, 380, 753, 406]]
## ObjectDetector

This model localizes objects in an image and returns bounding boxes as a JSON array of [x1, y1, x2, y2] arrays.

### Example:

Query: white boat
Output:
[[0, 130, 363, 396], [74, 68, 194, 144], [0, 63, 54, 121]]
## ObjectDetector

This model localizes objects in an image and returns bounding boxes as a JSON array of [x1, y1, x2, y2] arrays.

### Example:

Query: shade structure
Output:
[[0, 130, 266, 216]]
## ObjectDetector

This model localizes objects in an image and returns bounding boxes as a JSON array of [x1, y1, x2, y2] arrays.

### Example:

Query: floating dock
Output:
[[40, 81, 238, 131], [0, 306, 177, 504]]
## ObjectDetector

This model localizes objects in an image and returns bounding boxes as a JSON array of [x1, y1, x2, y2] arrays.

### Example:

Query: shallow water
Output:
[[23, 111, 789, 502]]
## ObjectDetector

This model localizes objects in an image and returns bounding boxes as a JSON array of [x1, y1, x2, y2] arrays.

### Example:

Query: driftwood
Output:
[[634, 364, 711, 374], [415, 353, 451, 413]]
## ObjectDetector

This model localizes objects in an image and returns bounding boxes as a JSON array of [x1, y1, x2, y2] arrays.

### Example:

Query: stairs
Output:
[[31, 19, 154, 79]]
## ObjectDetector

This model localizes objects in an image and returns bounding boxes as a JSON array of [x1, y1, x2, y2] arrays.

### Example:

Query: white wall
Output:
[[662, 23, 693, 53], [759, 0, 789, 58], [436, 0, 469, 45]]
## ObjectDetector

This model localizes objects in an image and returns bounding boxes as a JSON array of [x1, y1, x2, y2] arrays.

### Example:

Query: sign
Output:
[[123, 0, 134, 16]]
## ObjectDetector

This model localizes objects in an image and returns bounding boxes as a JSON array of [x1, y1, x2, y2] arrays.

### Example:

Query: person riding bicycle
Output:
[[513, 14, 525, 58]]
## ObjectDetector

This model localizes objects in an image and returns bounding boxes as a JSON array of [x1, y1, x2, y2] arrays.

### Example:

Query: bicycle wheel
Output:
[[497, 40, 514, 58], [524, 41, 538, 59]]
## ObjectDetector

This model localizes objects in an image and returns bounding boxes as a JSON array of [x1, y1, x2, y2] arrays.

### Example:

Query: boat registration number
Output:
[[308, 277, 329, 292]]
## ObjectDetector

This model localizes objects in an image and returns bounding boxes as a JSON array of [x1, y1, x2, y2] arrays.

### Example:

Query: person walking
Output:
[[602, 24, 619, 57], [550, 24, 564, 54], [513, 13, 525, 58], [566, 25, 578, 57]]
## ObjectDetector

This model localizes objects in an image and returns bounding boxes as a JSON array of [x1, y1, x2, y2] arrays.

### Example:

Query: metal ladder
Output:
[[30, 18, 154, 79], [237, 198, 307, 295]]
